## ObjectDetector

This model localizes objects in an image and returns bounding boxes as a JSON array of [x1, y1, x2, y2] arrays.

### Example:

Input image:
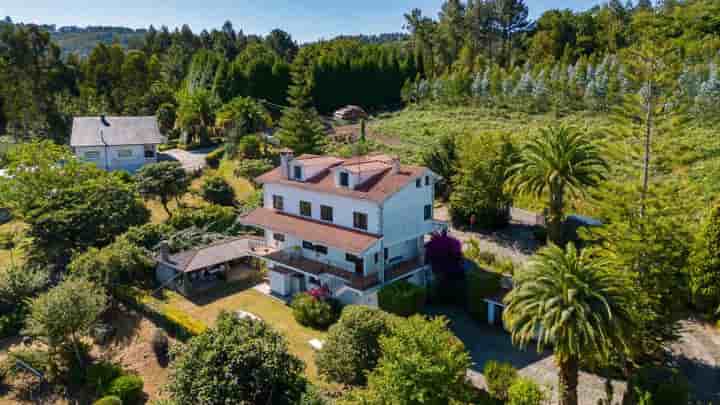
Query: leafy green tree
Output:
[[265, 29, 299, 62], [346, 315, 472, 404], [507, 126, 607, 245], [276, 53, 326, 154], [315, 306, 395, 386], [503, 244, 631, 405], [0, 264, 47, 306], [25, 278, 107, 365], [450, 133, 516, 228], [422, 133, 458, 200], [166, 311, 307, 405], [174, 88, 220, 145], [214, 96, 272, 135], [200, 175, 235, 206], [690, 201, 720, 314], [135, 162, 189, 218], [67, 238, 155, 295]]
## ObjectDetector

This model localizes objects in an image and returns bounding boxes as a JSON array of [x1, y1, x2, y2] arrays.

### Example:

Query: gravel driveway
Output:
[[159, 147, 217, 172], [426, 306, 627, 405]]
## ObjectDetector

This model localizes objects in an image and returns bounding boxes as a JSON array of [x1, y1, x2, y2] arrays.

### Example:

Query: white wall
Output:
[[263, 183, 381, 234], [75, 144, 149, 172], [381, 171, 435, 246]]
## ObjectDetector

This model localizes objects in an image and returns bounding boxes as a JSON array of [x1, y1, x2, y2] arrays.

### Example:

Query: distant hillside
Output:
[[2, 17, 146, 56]]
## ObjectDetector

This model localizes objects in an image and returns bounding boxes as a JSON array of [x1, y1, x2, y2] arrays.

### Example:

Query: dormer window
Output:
[[293, 165, 302, 180], [416, 179, 422, 188], [339, 171, 349, 187]]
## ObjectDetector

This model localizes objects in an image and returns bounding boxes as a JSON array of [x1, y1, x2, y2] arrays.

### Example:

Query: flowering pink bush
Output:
[[425, 231, 464, 278], [308, 285, 331, 300]]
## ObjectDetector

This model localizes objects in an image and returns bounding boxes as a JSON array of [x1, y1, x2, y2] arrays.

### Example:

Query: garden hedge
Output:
[[377, 281, 427, 317]]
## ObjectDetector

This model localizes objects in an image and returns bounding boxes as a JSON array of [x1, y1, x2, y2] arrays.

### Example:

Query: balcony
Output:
[[260, 249, 426, 291]]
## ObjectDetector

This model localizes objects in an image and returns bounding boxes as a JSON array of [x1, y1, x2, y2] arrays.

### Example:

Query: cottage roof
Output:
[[240, 208, 381, 254], [70, 116, 164, 147], [159, 238, 257, 273]]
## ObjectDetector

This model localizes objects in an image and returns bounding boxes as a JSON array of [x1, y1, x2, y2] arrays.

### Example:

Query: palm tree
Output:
[[507, 126, 607, 245], [503, 244, 631, 405]]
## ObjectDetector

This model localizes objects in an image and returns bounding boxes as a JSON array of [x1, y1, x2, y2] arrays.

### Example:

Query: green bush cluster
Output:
[[116, 288, 206, 341], [234, 159, 274, 184], [507, 378, 544, 405], [92, 396, 122, 405], [86, 361, 124, 396], [484, 361, 518, 401], [627, 366, 690, 405], [107, 375, 144, 404], [315, 305, 396, 386], [377, 281, 427, 317], [290, 293, 340, 330], [168, 204, 236, 233], [204, 148, 225, 169], [200, 175, 235, 206]]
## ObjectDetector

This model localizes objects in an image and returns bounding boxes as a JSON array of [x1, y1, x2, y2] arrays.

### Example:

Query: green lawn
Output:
[[161, 281, 328, 382]]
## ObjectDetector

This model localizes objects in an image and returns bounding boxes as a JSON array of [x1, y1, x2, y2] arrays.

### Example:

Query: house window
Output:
[[299, 201, 312, 217], [339, 171, 349, 187], [384, 248, 389, 260], [425, 175, 430, 186], [302, 241, 314, 250], [273, 195, 284, 211], [320, 205, 333, 222], [416, 178, 422, 188], [144, 149, 155, 158], [346, 253, 360, 262], [424, 204, 432, 220], [273, 233, 285, 242], [117, 149, 133, 159], [374, 252, 379, 263], [353, 212, 368, 230], [83, 151, 100, 160], [293, 166, 302, 180], [315, 245, 328, 255]]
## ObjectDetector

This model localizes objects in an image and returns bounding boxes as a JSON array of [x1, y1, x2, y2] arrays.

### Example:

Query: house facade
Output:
[[70, 116, 164, 172], [240, 152, 447, 306]]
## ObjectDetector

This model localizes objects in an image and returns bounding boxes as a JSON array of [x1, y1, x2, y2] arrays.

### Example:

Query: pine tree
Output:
[[276, 54, 325, 155]]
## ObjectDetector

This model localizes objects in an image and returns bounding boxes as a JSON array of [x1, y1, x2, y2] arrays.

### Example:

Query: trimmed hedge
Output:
[[117, 288, 207, 341], [290, 293, 340, 330], [377, 281, 427, 317], [107, 375, 144, 404]]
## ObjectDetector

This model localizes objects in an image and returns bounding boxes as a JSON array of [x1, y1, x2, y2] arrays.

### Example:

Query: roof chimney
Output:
[[279, 148, 294, 179]]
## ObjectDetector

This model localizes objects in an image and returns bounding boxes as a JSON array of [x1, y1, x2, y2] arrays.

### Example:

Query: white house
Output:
[[240, 151, 447, 306], [70, 116, 164, 172]]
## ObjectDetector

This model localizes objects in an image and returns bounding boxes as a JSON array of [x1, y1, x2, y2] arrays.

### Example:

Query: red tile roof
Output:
[[240, 208, 381, 254], [255, 154, 427, 203]]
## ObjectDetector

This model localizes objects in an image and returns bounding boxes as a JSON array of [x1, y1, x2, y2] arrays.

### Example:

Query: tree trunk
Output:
[[548, 187, 565, 245], [640, 88, 653, 217], [161, 197, 172, 218], [558, 356, 579, 405]]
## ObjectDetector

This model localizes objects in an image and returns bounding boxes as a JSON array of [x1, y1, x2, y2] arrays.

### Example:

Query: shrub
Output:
[[200, 175, 235, 206], [425, 232, 464, 278], [378, 281, 427, 317], [316, 306, 395, 386], [86, 360, 124, 396], [151, 329, 170, 365], [466, 270, 502, 322], [496, 258, 516, 275], [507, 378, 544, 405], [205, 148, 224, 169], [107, 375, 144, 405], [237, 134, 263, 159], [290, 293, 339, 330], [627, 366, 690, 405], [120, 223, 173, 250], [169, 204, 236, 233], [0, 305, 28, 339], [93, 396, 122, 405], [484, 360, 518, 401], [234, 159, 273, 184]]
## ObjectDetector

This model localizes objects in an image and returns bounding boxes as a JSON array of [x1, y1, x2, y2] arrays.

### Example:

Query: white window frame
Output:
[[83, 151, 100, 160], [116, 149, 133, 159]]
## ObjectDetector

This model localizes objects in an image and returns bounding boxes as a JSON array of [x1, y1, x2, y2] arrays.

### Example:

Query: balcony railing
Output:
[[261, 249, 426, 291]]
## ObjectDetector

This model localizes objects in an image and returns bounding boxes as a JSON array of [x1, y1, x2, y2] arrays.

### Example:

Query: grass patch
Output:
[[160, 281, 327, 381]]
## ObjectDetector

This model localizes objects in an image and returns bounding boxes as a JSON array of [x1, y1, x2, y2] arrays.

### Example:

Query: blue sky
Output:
[[1, 0, 602, 43]]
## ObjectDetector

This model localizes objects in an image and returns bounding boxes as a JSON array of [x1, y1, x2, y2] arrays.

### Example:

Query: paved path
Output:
[[426, 306, 626, 405], [671, 320, 720, 403], [159, 147, 217, 172], [435, 206, 540, 265]]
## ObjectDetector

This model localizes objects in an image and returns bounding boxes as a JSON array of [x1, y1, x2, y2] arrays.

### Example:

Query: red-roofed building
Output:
[[241, 151, 448, 305]]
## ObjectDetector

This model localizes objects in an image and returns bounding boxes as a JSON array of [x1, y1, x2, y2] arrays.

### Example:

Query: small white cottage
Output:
[[70, 116, 164, 172]]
